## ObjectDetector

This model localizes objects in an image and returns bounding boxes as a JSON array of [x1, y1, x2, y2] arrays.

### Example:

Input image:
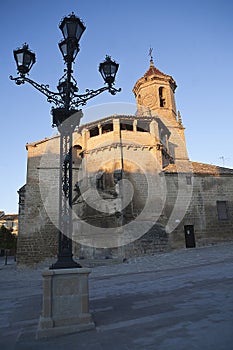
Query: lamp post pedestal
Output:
[[36, 267, 94, 339]]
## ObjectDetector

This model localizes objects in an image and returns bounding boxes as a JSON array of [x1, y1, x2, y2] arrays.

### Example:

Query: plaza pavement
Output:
[[0, 242, 233, 350]]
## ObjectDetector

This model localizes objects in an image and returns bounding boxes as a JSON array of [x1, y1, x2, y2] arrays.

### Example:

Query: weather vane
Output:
[[149, 47, 153, 61]]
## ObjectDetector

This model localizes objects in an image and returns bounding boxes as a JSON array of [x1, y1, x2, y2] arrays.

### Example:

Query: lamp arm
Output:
[[71, 85, 121, 107], [109, 86, 122, 95], [9, 75, 121, 108], [9, 75, 62, 106]]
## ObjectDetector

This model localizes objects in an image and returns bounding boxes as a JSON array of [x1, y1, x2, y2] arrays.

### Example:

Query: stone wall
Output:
[[164, 170, 233, 250], [17, 137, 60, 266], [189, 173, 233, 245], [16, 221, 58, 266]]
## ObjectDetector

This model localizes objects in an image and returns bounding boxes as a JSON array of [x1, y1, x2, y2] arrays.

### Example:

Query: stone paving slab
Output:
[[0, 242, 233, 350]]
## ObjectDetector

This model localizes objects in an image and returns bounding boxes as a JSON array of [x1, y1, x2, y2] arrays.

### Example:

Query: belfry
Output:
[[134, 55, 177, 118], [133, 54, 188, 167]]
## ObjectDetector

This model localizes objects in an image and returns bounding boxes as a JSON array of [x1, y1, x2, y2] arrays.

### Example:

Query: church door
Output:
[[184, 225, 196, 248]]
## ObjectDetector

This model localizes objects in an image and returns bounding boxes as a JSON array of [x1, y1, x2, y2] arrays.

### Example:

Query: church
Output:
[[17, 56, 233, 266]]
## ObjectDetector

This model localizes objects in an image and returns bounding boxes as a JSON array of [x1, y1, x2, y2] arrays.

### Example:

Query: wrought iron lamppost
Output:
[[10, 13, 121, 269]]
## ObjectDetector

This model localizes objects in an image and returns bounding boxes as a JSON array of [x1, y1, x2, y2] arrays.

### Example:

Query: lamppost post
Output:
[[10, 12, 121, 269]]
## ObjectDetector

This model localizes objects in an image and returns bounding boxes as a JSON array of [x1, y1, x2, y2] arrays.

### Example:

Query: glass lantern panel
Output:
[[76, 24, 84, 41], [111, 65, 117, 74], [103, 65, 111, 75], [16, 52, 24, 65], [62, 25, 68, 39], [67, 21, 76, 37], [60, 41, 68, 57], [24, 53, 32, 66]]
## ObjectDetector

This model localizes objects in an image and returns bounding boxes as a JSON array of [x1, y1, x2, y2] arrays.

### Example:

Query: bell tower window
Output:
[[159, 87, 166, 107]]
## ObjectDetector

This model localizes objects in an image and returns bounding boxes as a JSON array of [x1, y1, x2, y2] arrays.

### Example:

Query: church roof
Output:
[[192, 162, 233, 175], [163, 161, 233, 176], [144, 59, 169, 78], [133, 58, 177, 93], [26, 136, 59, 149]]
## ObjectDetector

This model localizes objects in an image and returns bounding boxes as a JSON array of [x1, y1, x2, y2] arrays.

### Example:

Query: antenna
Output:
[[219, 156, 230, 167]]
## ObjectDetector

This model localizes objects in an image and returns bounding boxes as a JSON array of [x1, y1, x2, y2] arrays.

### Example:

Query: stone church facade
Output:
[[17, 58, 233, 266]]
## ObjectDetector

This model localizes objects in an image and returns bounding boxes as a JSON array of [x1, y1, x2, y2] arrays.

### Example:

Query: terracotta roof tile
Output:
[[144, 65, 168, 78], [192, 162, 233, 175], [163, 161, 233, 175], [0, 214, 18, 220]]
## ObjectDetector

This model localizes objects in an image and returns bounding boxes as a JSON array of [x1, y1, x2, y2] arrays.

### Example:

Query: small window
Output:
[[102, 122, 113, 133], [90, 126, 99, 137], [120, 120, 133, 131], [137, 121, 150, 132], [186, 176, 192, 185], [217, 201, 228, 220], [159, 87, 166, 107]]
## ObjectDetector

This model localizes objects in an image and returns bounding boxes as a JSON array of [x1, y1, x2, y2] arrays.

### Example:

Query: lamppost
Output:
[[10, 13, 121, 269]]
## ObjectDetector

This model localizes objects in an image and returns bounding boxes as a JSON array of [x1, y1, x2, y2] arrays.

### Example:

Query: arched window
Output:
[[73, 144, 82, 153], [96, 172, 104, 190], [73, 145, 83, 165], [159, 87, 166, 107]]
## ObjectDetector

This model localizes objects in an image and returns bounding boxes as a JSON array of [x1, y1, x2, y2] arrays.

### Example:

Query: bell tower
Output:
[[133, 54, 177, 122], [133, 52, 189, 163]]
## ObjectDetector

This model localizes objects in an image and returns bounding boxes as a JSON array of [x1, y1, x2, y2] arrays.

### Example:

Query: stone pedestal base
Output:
[[36, 268, 95, 339]]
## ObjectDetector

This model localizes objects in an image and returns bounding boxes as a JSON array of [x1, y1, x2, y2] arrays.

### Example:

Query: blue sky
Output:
[[1, 0, 233, 213]]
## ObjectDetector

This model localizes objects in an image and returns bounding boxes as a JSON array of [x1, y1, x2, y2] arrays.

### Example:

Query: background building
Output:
[[0, 212, 18, 235], [17, 58, 233, 265]]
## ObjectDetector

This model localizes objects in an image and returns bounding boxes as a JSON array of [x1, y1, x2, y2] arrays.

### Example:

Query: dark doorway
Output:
[[184, 225, 196, 248]]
